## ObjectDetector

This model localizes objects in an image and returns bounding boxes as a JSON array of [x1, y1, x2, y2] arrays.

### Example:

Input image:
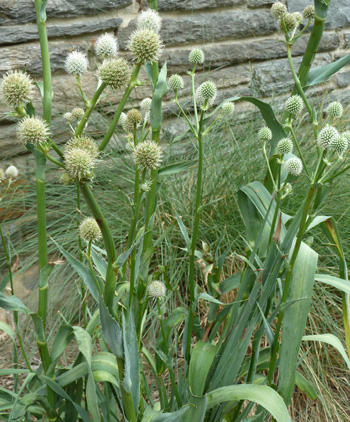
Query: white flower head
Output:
[[65, 51, 88, 75], [95, 33, 119, 57], [137, 9, 162, 33]]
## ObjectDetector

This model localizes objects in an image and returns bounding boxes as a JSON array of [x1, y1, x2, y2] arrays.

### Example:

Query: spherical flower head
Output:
[[119, 112, 128, 130], [189, 48, 205, 65], [79, 217, 102, 243], [258, 127, 272, 142], [2, 70, 34, 107], [65, 51, 88, 75], [141, 180, 152, 192], [197, 81, 217, 108], [285, 157, 303, 176], [331, 135, 348, 154], [291, 12, 303, 24], [327, 101, 343, 118], [343, 131, 350, 142], [17, 116, 50, 146], [98, 58, 131, 90], [133, 140, 163, 170], [286, 95, 303, 116], [303, 5, 315, 20], [168, 74, 184, 92], [63, 112, 73, 122], [280, 13, 298, 32], [64, 147, 96, 180], [137, 9, 162, 33], [0, 168, 4, 183], [140, 97, 152, 113], [277, 138, 293, 155], [148, 280, 166, 298], [5, 165, 18, 179], [64, 135, 99, 159], [222, 102, 235, 116], [271, 2, 287, 19], [71, 107, 85, 120], [317, 125, 339, 149], [59, 172, 75, 185], [128, 29, 162, 63], [95, 33, 118, 57]]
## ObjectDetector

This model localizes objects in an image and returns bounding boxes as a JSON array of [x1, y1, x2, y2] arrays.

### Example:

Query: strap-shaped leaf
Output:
[[189, 341, 217, 396], [150, 63, 168, 131], [305, 55, 350, 88], [0, 293, 31, 314], [99, 297, 123, 358]]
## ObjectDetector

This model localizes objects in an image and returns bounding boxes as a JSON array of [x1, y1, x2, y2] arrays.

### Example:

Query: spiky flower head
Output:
[[148, 280, 166, 298], [285, 157, 302, 176], [98, 58, 131, 90], [59, 172, 75, 185], [128, 29, 162, 63], [327, 101, 343, 118], [291, 12, 303, 24], [222, 102, 235, 116], [1, 70, 34, 107], [63, 112, 73, 122], [303, 5, 315, 20], [137, 9, 162, 33], [0, 168, 4, 183], [141, 180, 152, 192], [127, 109, 143, 127], [277, 138, 293, 154], [119, 112, 128, 130], [5, 165, 18, 179], [280, 13, 298, 32], [64, 148, 96, 180], [140, 97, 152, 113], [331, 135, 348, 154], [65, 51, 88, 75], [95, 33, 118, 57], [271, 2, 287, 19], [343, 131, 350, 142], [189, 48, 205, 65], [197, 80, 217, 105], [17, 116, 50, 145], [258, 127, 272, 142], [71, 107, 85, 120], [285, 95, 303, 116], [79, 217, 102, 242], [317, 125, 339, 149], [64, 135, 99, 159], [168, 74, 184, 92], [133, 141, 162, 170]]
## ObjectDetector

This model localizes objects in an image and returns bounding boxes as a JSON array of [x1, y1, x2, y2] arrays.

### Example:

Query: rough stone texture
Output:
[[0, 17, 123, 46], [0, 0, 132, 25], [287, 0, 350, 30], [248, 0, 274, 7], [119, 10, 277, 48], [156, 0, 244, 11]]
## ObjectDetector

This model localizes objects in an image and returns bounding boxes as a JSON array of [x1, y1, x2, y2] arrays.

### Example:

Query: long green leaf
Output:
[[278, 242, 318, 404], [150, 63, 168, 131], [99, 297, 123, 358], [302, 333, 350, 370], [295, 371, 317, 400], [0, 293, 31, 314], [305, 55, 350, 88], [189, 341, 216, 396], [158, 160, 198, 176], [206, 384, 291, 422], [315, 274, 350, 295]]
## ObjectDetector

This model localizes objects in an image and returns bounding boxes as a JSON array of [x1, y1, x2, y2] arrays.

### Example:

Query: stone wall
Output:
[[1, 0, 350, 160]]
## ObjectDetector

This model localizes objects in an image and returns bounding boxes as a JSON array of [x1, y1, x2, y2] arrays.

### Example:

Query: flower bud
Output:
[[95, 33, 118, 57], [277, 138, 293, 154], [127, 109, 143, 128], [285, 157, 302, 176], [17, 116, 50, 146], [258, 127, 272, 142], [79, 217, 102, 242], [128, 29, 162, 63], [137, 9, 162, 33], [222, 102, 235, 116], [5, 165, 18, 180], [64, 135, 99, 159], [64, 147, 96, 180], [71, 107, 85, 120], [317, 125, 339, 149], [148, 280, 166, 298], [303, 5, 315, 20], [327, 101, 343, 118], [98, 58, 131, 90], [285, 95, 303, 116], [189, 48, 205, 65], [1, 71, 34, 107], [141, 180, 152, 192], [65, 51, 88, 75], [133, 141, 162, 170], [331, 135, 348, 154], [168, 74, 184, 92], [140, 98, 152, 113], [280, 13, 298, 32], [271, 2, 287, 19], [63, 112, 73, 122], [291, 12, 303, 24]]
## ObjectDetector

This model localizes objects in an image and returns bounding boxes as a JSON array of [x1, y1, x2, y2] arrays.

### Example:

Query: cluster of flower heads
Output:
[[271, 2, 315, 38], [0, 165, 19, 183], [64, 107, 85, 124]]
